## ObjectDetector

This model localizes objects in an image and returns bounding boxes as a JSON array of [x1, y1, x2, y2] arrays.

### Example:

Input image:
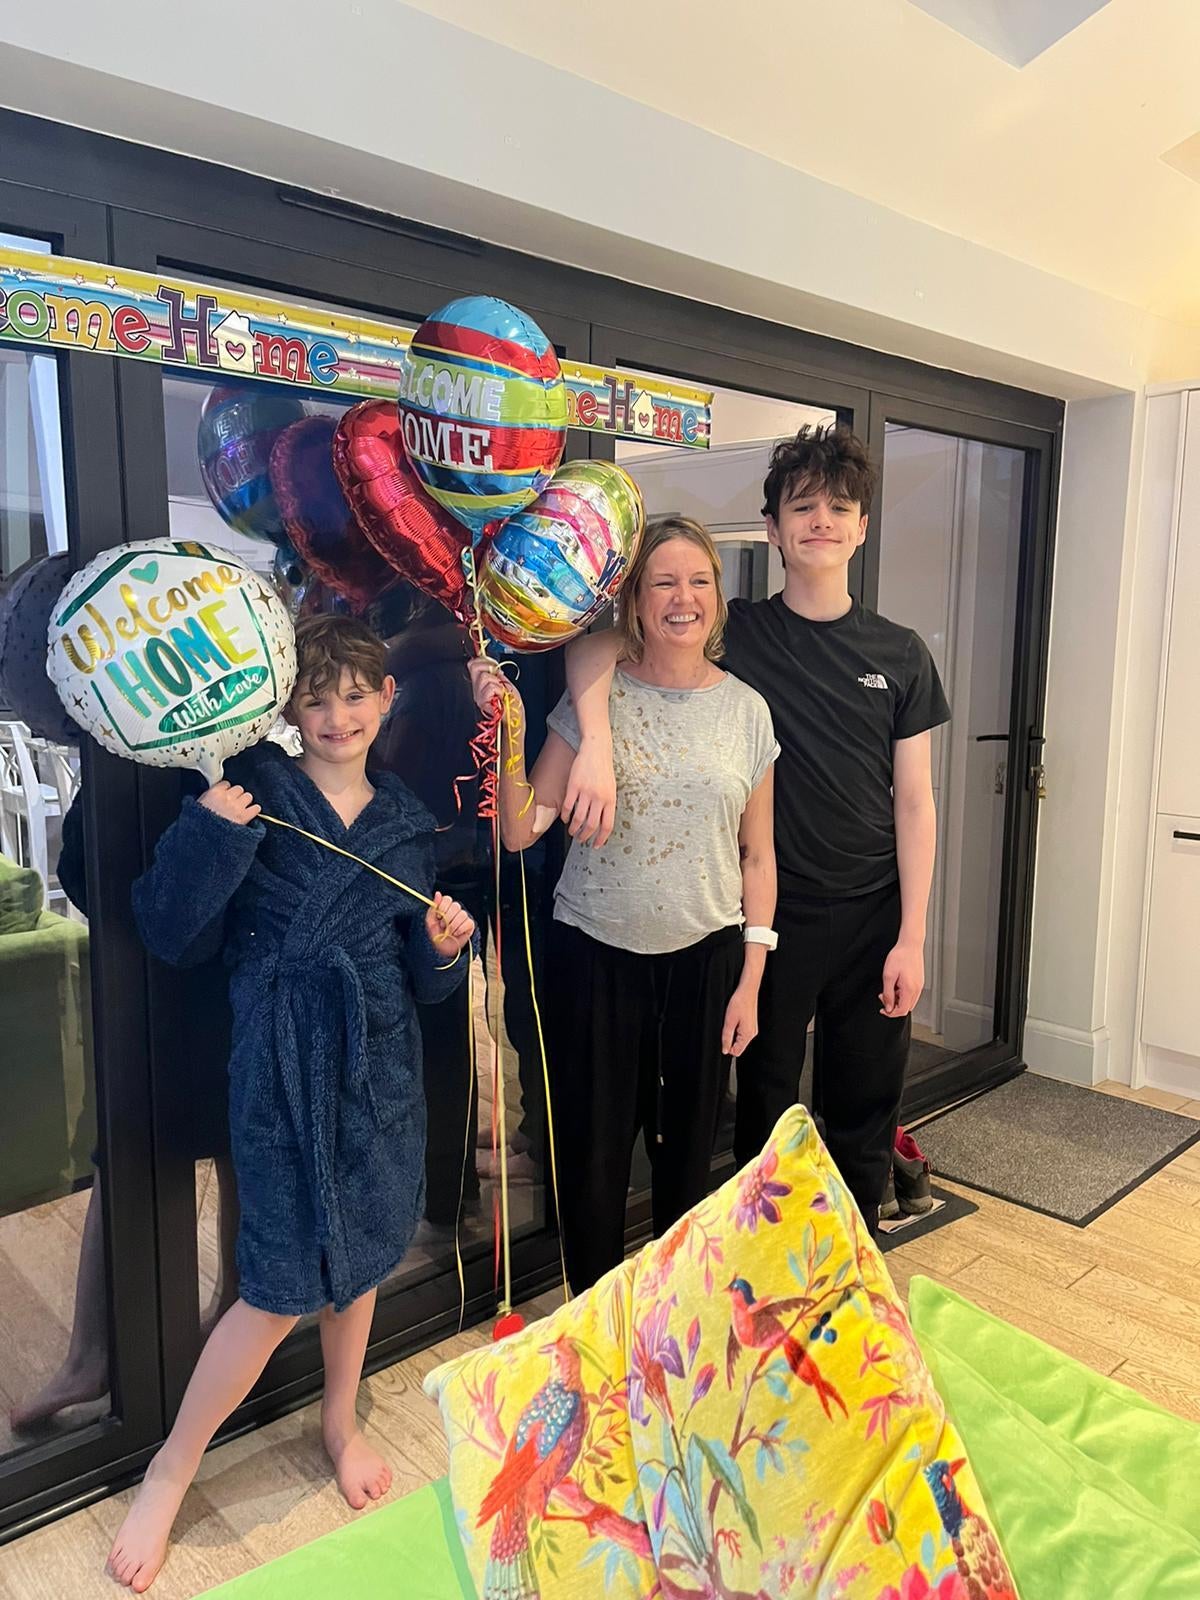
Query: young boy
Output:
[[564, 426, 948, 1236], [107, 615, 475, 1593]]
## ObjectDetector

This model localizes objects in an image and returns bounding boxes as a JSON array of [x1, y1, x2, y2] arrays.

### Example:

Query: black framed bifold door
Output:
[[866, 394, 1057, 1117], [0, 186, 164, 1539], [106, 209, 590, 1442]]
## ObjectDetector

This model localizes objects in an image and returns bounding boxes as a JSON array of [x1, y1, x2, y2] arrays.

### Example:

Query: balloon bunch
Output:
[[45, 295, 644, 1337], [195, 295, 645, 654]]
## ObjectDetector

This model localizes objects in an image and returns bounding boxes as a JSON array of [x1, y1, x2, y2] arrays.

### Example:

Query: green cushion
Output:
[[0, 853, 42, 934], [202, 1478, 476, 1598], [908, 1275, 1200, 1598]]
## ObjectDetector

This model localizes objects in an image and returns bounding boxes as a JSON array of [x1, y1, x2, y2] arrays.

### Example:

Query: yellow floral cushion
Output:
[[424, 1107, 1019, 1600]]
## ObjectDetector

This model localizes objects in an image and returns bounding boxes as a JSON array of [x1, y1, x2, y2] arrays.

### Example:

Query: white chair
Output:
[[0, 720, 63, 907], [0, 739, 23, 864]]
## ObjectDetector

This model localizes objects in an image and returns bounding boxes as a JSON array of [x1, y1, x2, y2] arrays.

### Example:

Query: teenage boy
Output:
[[563, 425, 948, 1234]]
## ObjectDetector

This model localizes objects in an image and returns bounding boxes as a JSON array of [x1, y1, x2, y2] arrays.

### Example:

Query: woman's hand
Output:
[[198, 781, 261, 826], [562, 738, 617, 848], [721, 981, 759, 1058], [467, 657, 519, 717], [426, 893, 476, 959]]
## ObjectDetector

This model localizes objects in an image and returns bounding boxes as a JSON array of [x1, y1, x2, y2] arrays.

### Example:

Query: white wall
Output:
[[2, 1, 1200, 397], [1025, 393, 1144, 1084], [0, 1, 1187, 1091]]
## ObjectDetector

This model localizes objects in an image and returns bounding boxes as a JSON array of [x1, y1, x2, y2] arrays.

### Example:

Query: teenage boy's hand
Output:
[[562, 738, 617, 848], [198, 781, 261, 826], [880, 939, 924, 1018], [426, 893, 475, 959]]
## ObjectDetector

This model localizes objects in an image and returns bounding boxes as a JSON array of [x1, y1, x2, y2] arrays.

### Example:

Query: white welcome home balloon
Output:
[[47, 538, 296, 784]]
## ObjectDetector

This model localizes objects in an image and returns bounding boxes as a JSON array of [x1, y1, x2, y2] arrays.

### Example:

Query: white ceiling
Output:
[[401, 0, 1200, 327]]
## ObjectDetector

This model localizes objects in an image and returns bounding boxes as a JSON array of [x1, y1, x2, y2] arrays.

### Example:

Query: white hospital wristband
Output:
[[744, 926, 779, 951]]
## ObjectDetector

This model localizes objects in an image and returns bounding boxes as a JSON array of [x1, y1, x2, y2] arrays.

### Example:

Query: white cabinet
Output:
[[1142, 817, 1200, 1056], [1138, 390, 1200, 1072], [1158, 400, 1200, 817]]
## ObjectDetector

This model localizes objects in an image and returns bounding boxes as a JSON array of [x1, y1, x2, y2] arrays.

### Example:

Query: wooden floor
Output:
[[3, 1081, 1200, 1598]]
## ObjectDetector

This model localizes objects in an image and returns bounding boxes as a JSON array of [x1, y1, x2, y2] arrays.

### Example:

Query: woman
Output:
[[469, 516, 778, 1292]]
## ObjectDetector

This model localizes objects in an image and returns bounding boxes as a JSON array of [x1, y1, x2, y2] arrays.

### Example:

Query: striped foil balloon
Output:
[[397, 296, 567, 539], [477, 460, 645, 651]]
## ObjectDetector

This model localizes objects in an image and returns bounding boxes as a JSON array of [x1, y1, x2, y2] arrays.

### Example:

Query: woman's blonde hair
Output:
[[617, 515, 728, 663]]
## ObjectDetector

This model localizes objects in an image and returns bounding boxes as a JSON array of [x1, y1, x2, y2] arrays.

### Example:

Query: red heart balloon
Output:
[[269, 416, 400, 612], [332, 400, 474, 625]]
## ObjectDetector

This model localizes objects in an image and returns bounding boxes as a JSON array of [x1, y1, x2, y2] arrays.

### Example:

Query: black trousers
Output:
[[733, 882, 910, 1236], [419, 864, 547, 1226], [549, 920, 743, 1293]]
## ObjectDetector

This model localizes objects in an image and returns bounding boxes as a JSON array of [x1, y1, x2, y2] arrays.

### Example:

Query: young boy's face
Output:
[[766, 475, 868, 576], [286, 666, 395, 767]]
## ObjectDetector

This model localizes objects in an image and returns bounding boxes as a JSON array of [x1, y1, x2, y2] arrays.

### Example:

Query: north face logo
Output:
[[858, 673, 888, 690]]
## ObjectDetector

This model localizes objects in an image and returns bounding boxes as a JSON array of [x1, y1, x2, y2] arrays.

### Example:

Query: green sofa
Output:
[[0, 853, 95, 1216]]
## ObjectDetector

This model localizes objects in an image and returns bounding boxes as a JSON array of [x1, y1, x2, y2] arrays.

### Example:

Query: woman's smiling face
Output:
[[635, 536, 718, 657]]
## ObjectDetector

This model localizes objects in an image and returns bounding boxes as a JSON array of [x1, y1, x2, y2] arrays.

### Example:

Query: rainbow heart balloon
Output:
[[397, 296, 567, 541], [476, 461, 644, 651]]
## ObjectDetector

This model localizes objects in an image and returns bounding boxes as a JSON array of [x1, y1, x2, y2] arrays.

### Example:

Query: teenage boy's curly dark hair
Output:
[[293, 614, 387, 698], [761, 424, 878, 522]]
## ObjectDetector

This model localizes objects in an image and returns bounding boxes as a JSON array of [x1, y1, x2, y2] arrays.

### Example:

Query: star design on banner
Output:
[[13, 268, 27, 282], [74, 273, 86, 287], [279, 313, 289, 325], [72, 694, 87, 713], [105, 275, 118, 289]]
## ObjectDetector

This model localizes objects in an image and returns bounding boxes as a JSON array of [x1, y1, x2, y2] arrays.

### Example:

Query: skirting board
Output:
[[1145, 1045, 1200, 1100], [1022, 1018, 1110, 1086]]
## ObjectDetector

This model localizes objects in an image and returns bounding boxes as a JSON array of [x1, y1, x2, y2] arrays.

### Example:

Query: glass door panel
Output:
[[0, 196, 162, 1538], [871, 402, 1050, 1111]]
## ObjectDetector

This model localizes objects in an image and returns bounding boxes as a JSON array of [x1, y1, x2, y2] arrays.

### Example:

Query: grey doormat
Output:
[[916, 1073, 1200, 1225]]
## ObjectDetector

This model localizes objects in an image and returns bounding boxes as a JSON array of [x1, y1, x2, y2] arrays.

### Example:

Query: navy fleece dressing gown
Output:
[[132, 740, 467, 1315]]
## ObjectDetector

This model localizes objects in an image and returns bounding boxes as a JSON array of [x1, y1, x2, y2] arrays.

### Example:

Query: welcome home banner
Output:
[[0, 246, 712, 449]]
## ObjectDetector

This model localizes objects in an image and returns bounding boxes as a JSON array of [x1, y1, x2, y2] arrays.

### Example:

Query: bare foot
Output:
[[106, 1451, 192, 1592], [322, 1416, 392, 1511], [10, 1355, 108, 1430]]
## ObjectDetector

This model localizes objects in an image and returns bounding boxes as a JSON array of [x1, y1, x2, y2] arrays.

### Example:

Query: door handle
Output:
[[1174, 831, 1200, 842], [974, 733, 1010, 742]]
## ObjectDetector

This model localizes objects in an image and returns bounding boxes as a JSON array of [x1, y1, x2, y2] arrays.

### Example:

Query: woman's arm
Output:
[[468, 661, 576, 852], [882, 730, 936, 1018], [562, 628, 624, 847], [722, 768, 777, 1057]]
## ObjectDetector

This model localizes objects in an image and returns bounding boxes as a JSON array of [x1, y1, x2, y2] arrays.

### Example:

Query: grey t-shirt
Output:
[[548, 668, 778, 955]]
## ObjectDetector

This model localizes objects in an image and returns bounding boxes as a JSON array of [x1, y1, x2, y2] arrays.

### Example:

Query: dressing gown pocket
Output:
[[365, 1013, 421, 1131]]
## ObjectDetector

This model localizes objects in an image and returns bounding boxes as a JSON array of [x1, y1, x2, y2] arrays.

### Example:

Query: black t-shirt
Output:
[[724, 595, 950, 901]]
